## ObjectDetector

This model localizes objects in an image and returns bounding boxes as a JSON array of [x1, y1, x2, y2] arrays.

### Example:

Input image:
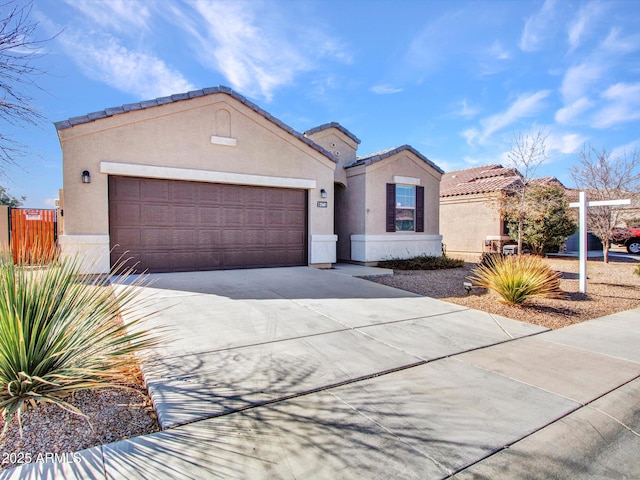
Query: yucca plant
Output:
[[0, 246, 161, 433], [468, 255, 564, 306]]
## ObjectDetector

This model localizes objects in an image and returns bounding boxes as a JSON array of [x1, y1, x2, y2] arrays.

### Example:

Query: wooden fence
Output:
[[10, 208, 57, 263]]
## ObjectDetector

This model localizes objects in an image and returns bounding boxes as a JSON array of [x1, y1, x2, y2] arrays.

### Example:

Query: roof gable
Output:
[[54, 85, 337, 163], [346, 145, 444, 174], [304, 122, 361, 145]]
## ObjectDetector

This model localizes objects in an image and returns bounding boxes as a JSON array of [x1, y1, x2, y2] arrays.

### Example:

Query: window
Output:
[[395, 185, 415, 231], [386, 183, 424, 233]]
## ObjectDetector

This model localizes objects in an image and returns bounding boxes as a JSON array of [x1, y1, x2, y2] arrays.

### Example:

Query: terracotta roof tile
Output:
[[440, 164, 523, 197]]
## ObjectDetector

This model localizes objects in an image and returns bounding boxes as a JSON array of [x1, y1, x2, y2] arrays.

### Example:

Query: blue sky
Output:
[[3, 0, 640, 208]]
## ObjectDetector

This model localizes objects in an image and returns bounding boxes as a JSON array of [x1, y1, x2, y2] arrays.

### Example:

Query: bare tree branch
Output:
[[502, 129, 551, 254], [570, 145, 640, 263], [0, 0, 50, 169]]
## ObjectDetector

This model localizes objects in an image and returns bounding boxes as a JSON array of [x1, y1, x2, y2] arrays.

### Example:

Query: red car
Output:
[[611, 227, 640, 254]]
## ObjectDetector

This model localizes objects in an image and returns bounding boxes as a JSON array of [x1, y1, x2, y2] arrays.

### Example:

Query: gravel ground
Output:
[[0, 362, 159, 471], [367, 254, 640, 330]]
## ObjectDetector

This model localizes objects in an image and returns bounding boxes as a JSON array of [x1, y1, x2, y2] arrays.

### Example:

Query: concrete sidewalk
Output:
[[3, 267, 640, 479]]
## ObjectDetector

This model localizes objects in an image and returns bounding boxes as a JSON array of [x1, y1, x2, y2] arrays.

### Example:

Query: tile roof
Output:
[[304, 122, 361, 144], [345, 145, 444, 174], [440, 165, 567, 197], [440, 164, 523, 197], [54, 85, 337, 163]]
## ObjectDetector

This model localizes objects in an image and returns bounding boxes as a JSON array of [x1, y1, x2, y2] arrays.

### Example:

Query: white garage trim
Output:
[[100, 161, 317, 189]]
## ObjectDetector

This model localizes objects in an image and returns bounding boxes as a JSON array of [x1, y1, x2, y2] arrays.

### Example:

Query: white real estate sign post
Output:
[[569, 192, 631, 294]]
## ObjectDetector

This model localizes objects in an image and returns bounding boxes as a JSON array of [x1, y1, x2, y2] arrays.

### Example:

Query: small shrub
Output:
[[634, 262, 640, 277], [378, 254, 464, 271], [0, 248, 161, 433], [468, 255, 564, 306], [479, 252, 507, 268]]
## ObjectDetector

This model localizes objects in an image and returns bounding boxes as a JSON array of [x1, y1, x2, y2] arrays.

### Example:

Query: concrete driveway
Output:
[[5, 266, 640, 479]]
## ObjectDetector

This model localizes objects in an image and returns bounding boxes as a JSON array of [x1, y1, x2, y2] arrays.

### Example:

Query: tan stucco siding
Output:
[[305, 129, 358, 187], [363, 154, 441, 235], [335, 171, 366, 260], [59, 94, 336, 239], [440, 193, 504, 254]]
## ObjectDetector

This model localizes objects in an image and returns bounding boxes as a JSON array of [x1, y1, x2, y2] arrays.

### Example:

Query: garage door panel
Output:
[[141, 180, 169, 200], [173, 229, 195, 245], [112, 228, 142, 248], [143, 252, 175, 271], [223, 207, 244, 225], [198, 230, 221, 246], [197, 251, 222, 270], [267, 211, 285, 225], [112, 203, 141, 224], [111, 177, 141, 199], [142, 229, 173, 248], [246, 209, 265, 225], [170, 182, 196, 203], [198, 207, 221, 224], [173, 206, 197, 224], [220, 185, 242, 204], [109, 176, 307, 273]]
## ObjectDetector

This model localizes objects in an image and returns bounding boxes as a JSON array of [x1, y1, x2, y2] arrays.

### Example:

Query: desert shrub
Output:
[[0, 248, 161, 433], [468, 255, 564, 306], [634, 262, 640, 277], [378, 254, 464, 271], [479, 252, 507, 268]]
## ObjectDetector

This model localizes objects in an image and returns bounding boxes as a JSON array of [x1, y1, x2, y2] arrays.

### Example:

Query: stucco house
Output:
[[55, 86, 443, 274], [439, 164, 561, 257]]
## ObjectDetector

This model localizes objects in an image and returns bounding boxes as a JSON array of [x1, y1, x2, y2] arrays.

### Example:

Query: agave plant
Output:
[[469, 254, 564, 306], [0, 246, 161, 433]]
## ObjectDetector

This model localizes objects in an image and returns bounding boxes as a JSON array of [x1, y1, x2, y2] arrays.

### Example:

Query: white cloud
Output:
[[611, 140, 640, 160], [173, 0, 350, 101], [520, 0, 557, 52], [567, 1, 604, 52], [457, 99, 479, 118], [59, 32, 194, 98], [555, 97, 593, 125], [560, 61, 604, 103], [479, 90, 552, 141], [592, 82, 640, 128], [602, 27, 640, 54], [489, 40, 510, 60], [547, 132, 587, 154], [461, 127, 479, 145], [64, 0, 151, 33], [43, 198, 58, 207], [370, 85, 402, 95]]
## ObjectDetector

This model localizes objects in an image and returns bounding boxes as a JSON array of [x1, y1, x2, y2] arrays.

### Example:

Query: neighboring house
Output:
[[439, 164, 562, 257], [56, 86, 443, 274]]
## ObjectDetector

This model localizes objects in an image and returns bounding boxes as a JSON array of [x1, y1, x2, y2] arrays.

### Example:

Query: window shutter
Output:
[[386, 183, 396, 232], [416, 185, 425, 232]]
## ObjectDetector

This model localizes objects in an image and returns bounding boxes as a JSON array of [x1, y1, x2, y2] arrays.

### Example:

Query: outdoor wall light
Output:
[[320, 188, 327, 198], [82, 170, 91, 184]]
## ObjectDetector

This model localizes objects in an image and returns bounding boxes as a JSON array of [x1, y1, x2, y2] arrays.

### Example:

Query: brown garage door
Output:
[[108, 176, 307, 273]]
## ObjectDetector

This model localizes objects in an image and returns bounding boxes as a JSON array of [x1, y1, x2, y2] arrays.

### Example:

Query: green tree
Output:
[[0, 185, 24, 207], [502, 130, 550, 255], [505, 184, 576, 255]]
